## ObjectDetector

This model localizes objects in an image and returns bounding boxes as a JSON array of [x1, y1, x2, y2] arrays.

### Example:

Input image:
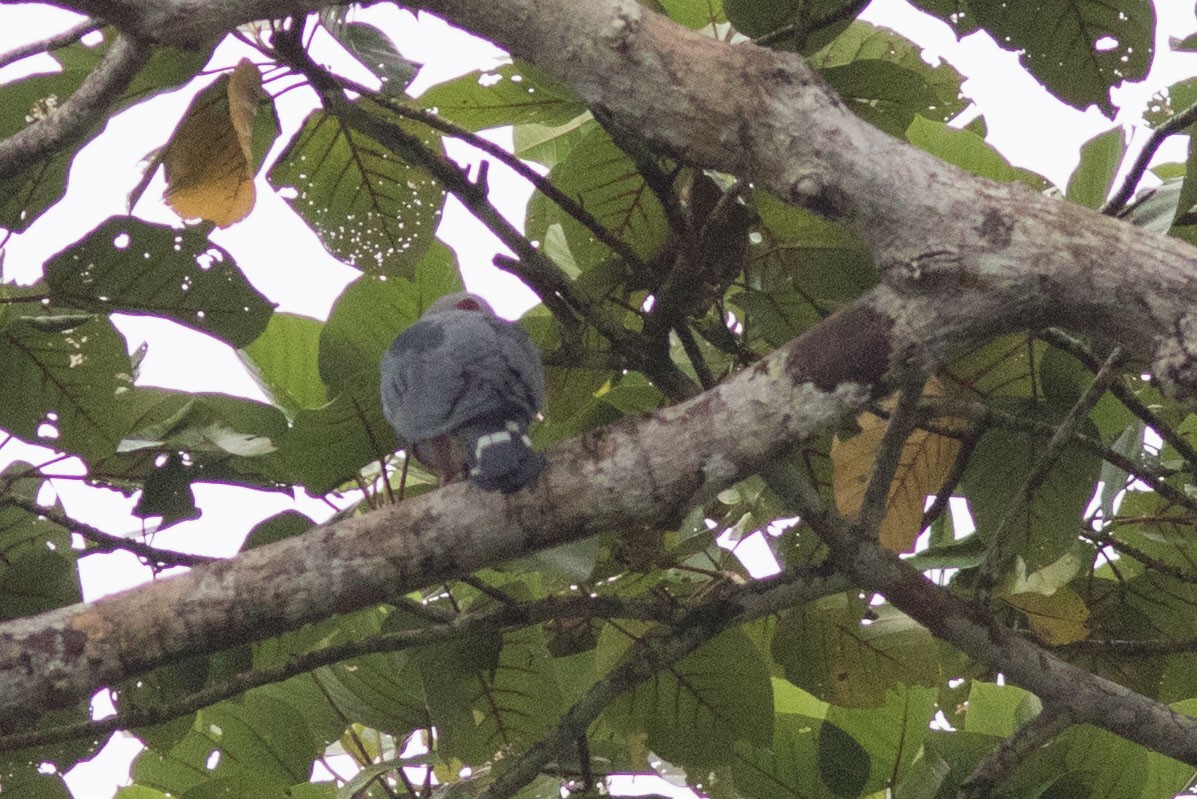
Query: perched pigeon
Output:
[[380, 292, 546, 493]]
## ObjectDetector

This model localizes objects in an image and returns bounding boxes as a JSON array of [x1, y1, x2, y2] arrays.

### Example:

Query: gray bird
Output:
[[380, 292, 546, 493]]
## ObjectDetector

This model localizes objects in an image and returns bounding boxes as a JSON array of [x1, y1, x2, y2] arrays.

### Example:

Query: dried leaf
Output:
[[163, 60, 262, 227], [832, 376, 964, 553]]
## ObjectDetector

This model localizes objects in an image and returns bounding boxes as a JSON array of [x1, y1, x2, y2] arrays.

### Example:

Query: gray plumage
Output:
[[380, 292, 546, 493]]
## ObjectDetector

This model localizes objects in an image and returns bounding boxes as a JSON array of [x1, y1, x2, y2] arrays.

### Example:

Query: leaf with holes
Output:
[[0, 314, 130, 461], [45, 217, 274, 348], [420, 61, 587, 132], [269, 109, 444, 277]]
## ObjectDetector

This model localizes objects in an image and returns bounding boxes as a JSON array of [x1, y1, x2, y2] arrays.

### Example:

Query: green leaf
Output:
[[812, 21, 966, 115], [313, 652, 429, 738], [268, 109, 445, 276], [45, 217, 275, 347], [526, 126, 671, 272], [239, 313, 327, 413], [275, 381, 394, 493], [319, 240, 462, 394], [131, 693, 317, 794], [1066, 127, 1126, 209], [242, 510, 315, 550], [0, 314, 131, 461], [331, 21, 419, 96], [817, 721, 870, 797], [819, 60, 945, 138], [772, 599, 938, 708], [512, 116, 596, 169], [960, 402, 1103, 573], [965, 0, 1154, 118], [658, 0, 726, 29], [906, 116, 1049, 188], [132, 452, 201, 527], [420, 61, 587, 132], [602, 626, 773, 769], [826, 686, 937, 793]]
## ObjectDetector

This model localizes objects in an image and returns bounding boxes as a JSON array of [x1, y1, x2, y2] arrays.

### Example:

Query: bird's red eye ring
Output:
[[456, 298, 482, 311]]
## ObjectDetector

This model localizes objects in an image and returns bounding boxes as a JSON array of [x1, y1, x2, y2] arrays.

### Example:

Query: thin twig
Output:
[[858, 374, 927, 539], [0, 495, 218, 569], [1102, 101, 1197, 216], [0, 18, 101, 72], [1039, 328, 1197, 471], [974, 346, 1128, 599], [920, 427, 982, 531], [0, 32, 151, 182]]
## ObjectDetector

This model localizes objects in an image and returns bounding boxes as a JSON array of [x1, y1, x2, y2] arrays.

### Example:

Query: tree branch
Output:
[[957, 708, 1072, 799], [763, 460, 1197, 768], [0, 495, 219, 569], [0, 31, 150, 182], [0, 17, 101, 71]]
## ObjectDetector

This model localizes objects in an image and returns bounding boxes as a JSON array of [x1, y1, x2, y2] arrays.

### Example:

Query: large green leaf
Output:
[[811, 21, 966, 121], [420, 61, 587, 132], [526, 126, 671, 272], [968, 0, 1153, 118], [318, 240, 462, 394], [268, 109, 445, 276], [239, 313, 327, 413], [600, 625, 773, 769], [772, 599, 938, 708], [960, 401, 1103, 573], [0, 314, 131, 460], [45, 217, 274, 347], [131, 693, 317, 795], [275, 381, 395, 493]]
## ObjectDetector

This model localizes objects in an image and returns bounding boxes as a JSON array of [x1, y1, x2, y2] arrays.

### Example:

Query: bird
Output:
[[380, 292, 546, 493]]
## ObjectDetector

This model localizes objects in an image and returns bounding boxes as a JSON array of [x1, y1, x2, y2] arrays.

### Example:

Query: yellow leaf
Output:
[[163, 60, 262, 227], [1005, 587, 1091, 645], [831, 376, 964, 553]]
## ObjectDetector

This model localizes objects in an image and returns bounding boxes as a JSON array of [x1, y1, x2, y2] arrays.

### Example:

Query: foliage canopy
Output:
[[4, 0, 1197, 798]]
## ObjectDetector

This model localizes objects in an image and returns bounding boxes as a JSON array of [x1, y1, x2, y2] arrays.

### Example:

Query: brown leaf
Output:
[[163, 59, 262, 227], [832, 376, 964, 553]]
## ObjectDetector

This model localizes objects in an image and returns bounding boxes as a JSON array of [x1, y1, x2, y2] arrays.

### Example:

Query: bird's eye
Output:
[[456, 298, 482, 311]]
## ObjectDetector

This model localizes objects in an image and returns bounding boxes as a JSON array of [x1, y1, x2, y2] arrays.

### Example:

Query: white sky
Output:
[[1, 1, 1197, 796]]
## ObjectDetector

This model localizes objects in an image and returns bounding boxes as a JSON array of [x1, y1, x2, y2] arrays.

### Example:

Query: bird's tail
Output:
[[461, 418, 545, 493]]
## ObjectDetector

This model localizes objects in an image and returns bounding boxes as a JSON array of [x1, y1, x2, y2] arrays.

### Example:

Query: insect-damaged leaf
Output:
[[46, 216, 274, 347]]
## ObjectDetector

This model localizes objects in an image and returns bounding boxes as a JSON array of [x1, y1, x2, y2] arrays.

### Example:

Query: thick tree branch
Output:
[[0, 31, 150, 182], [0, 305, 881, 733]]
